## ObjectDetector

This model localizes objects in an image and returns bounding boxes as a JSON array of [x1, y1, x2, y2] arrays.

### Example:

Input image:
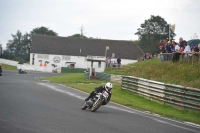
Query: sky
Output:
[[0, 0, 200, 49]]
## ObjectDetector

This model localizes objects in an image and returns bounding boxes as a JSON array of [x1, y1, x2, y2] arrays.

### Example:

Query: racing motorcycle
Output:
[[19, 69, 27, 74], [81, 91, 109, 112]]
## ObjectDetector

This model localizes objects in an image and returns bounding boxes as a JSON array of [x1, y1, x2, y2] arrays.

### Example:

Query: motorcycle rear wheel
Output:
[[91, 99, 102, 112], [81, 101, 88, 110]]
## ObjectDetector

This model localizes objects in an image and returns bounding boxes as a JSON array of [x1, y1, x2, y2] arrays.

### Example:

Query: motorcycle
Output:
[[19, 69, 27, 74], [81, 91, 109, 112]]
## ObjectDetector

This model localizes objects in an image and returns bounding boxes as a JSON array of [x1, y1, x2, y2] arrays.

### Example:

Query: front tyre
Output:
[[81, 101, 88, 110], [91, 99, 103, 112]]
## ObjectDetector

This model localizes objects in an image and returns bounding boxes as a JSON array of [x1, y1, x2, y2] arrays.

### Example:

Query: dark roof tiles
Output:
[[31, 35, 144, 60]]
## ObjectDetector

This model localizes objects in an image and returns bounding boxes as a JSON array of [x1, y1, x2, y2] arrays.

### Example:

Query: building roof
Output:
[[31, 35, 144, 60], [187, 39, 200, 46]]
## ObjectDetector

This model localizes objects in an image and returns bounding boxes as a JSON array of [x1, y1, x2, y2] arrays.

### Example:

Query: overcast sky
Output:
[[0, 0, 200, 49]]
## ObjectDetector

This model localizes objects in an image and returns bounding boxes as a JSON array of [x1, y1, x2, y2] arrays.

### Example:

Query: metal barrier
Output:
[[160, 53, 173, 62], [160, 53, 200, 65], [122, 76, 200, 111]]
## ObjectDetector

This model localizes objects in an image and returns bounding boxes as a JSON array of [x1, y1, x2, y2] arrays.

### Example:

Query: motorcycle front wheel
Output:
[[81, 101, 88, 110]]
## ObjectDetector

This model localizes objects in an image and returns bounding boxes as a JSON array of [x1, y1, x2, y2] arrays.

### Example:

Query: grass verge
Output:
[[1, 63, 17, 70]]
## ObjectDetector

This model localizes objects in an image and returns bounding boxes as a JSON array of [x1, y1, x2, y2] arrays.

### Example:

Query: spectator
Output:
[[179, 37, 185, 52], [161, 40, 167, 53], [110, 57, 116, 67], [117, 57, 121, 68], [105, 57, 110, 68], [191, 44, 199, 57], [159, 45, 163, 51], [194, 43, 200, 55], [180, 40, 187, 52], [172, 41, 180, 62], [146, 53, 151, 59], [182, 41, 192, 57], [166, 41, 173, 53], [191, 44, 199, 52]]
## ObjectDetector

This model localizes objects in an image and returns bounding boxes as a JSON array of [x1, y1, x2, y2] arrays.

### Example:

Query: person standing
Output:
[[172, 41, 180, 62], [117, 57, 121, 68]]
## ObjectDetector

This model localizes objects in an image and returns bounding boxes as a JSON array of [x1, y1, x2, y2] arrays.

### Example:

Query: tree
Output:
[[3, 26, 58, 62], [135, 15, 176, 54], [30, 26, 58, 36], [5, 30, 30, 62], [68, 34, 87, 38]]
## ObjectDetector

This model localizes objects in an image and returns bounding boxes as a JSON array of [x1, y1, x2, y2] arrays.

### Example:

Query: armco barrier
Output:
[[96, 72, 110, 81], [61, 67, 86, 73], [122, 76, 200, 111], [122, 76, 165, 102]]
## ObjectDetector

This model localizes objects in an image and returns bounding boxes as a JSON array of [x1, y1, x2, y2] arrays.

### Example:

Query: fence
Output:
[[122, 76, 200, 111], [160, 53, 200, 65], [61, 67, 86, 73]]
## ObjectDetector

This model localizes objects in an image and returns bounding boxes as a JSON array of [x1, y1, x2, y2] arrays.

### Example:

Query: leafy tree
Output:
[[68, 34, 87, 38], [30, 26, 58, 36], [3, 26, 58, 62], [5, 30, 30, 62], [135, 15, 176, 54]]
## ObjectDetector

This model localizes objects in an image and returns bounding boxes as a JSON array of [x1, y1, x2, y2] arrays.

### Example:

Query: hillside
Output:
[[105, 58, 200, 89]]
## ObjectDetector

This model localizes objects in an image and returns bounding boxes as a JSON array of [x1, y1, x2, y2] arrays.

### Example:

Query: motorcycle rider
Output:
[[85, 82, 113, 105], [19, 68, 22, 74]]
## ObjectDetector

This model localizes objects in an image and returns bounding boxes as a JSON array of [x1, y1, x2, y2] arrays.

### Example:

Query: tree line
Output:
[[1, 15, 176, 62], [1, 26, 86, 63]]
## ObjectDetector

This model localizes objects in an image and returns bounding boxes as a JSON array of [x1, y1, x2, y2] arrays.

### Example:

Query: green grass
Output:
[[41, 73, 200, 124], [42, 73, 108, 84], [1, 63, 17, 70], [105, 58, 200, 89]]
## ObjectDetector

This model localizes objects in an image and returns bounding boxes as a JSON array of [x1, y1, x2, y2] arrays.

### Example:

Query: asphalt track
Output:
[[0, 71, 199, 133]]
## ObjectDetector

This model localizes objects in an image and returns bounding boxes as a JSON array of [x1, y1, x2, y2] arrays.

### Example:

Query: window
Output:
[[62, 56, 71, 60], [37, 54, 49, 59]]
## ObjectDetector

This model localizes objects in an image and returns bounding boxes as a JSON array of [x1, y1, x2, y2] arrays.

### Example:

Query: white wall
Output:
[[0, 54, 138, 73], [0, 59, 19, 66], [30, 53, 106, 72]]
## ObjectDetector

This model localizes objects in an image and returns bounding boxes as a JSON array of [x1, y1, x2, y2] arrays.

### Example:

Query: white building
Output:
[[30, 35, 144, 73]]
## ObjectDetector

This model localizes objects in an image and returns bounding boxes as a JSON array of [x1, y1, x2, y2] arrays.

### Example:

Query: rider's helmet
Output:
[[105, 82, 113, 92]]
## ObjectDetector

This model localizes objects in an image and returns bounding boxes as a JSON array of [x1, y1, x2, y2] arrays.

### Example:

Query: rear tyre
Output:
[[81, 101, 88, 110], [91, 99, 102, 112]]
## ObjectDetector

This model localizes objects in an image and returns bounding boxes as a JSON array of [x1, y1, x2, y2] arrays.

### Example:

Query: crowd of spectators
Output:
[[159, 37, 200, 62], [105, 57, 121, 68]]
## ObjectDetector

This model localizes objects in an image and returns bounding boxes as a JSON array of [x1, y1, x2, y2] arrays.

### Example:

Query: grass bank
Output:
[[1, 63, 17, 70], [105, 58, 200, 89], [41, 73, 200, 124]]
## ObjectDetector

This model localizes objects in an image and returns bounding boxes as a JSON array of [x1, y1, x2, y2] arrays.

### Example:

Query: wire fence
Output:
[[160, 53, 200, 65]]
